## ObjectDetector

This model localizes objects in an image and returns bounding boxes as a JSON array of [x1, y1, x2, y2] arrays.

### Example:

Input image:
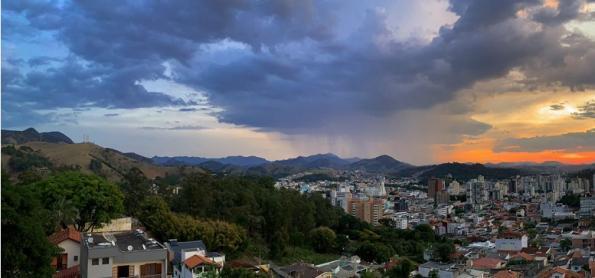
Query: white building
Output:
[[448, 181, 461, 196], [80, 230, 168, 278], [165, 239, 225, 278], [495, 232, 528, 252], [394, 216, 408, 230], [49, 227, 81, 272]]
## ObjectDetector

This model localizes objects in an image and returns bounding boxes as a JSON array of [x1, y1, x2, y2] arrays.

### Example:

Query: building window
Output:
[[74, 256, 78, 262], [102, 257, 109, 264], [92, 258, 99, 265]]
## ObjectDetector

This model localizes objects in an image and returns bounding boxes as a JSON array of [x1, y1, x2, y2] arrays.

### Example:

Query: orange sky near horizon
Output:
[[431, 84, 595, 165], [440, 149, 595, 165]]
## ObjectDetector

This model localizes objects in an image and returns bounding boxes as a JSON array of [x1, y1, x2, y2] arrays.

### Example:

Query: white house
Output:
[[165, 239, 225, 278], [49, 227, 81, 273]]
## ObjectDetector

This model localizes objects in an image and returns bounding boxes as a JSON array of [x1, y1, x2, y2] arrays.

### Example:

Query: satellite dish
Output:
[[127, 245, 133, 251]]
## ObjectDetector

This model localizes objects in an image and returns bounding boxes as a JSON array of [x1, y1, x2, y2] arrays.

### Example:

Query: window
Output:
[[74, 256, 78, 262], [92, 258, 99, 265], [102, 257, 109, 264]]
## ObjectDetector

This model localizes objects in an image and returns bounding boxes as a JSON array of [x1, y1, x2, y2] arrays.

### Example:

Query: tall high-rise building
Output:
[[428, 178, 445, 200], [349, 195, 385, 225], [435, 191, 449, 205], [447, 180, 461, 196]]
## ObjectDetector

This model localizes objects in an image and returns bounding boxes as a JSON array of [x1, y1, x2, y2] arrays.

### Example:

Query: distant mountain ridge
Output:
[[349, 155, 412, 174], [152, 155, 269, 167], [275, 153, 355, 168], [2, 128, 73, 144], [398, 162, 527, 181], [4, 128, 592, 180]]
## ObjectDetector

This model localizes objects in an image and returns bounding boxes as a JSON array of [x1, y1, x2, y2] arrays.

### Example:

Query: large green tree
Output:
[[2, 178, 58, 277], [31, 171, 124, 232], [432, 242, 455, 262], [120, 167, 152, 216], [138, 196, 246, 254], [309, 226, 337, 253]]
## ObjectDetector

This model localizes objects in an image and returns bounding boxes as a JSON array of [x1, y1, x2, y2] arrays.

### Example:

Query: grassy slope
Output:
[[11, 142, 199, 181]]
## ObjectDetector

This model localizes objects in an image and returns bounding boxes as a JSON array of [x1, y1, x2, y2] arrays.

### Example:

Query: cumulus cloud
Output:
[[494, 129, 595, 152]]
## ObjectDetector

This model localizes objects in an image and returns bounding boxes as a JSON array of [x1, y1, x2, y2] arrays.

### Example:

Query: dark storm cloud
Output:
[[532, 0, 587, 26], [572, 100, 595, 119], [175, 0, 595, 132], [2, 57, 189, 110], [27, 56, 62, 67], [2, 0, 594, 134], [494, 129, 595, 152]]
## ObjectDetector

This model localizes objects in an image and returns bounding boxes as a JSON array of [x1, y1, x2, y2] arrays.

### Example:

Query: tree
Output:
[[220, 267, 268, 278], [309, 226, 337, 253], [386, 258, 414, 278], [2, 181, 58, 277], [432, 242, 455, 262], [560, 238, 572, 251], [120, 167, 151, 216], [558, 194, 581, 208], [429, 270, 439, 278], [32, 171, 124, 232], [138, 196, 246, 254], [355, 242, 392, 263]]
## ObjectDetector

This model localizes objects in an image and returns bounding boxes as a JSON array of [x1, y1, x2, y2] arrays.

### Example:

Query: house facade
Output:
[[165, 239, 225, 278], [49, 227, 82, 273], [80, 230, 168, 278]]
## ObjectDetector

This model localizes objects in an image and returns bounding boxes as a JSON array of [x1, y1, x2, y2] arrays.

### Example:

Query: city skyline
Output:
[[3, 0, 595, 164]]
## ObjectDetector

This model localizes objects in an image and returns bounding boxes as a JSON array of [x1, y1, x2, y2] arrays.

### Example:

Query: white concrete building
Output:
[[495, 232, 528, 252]]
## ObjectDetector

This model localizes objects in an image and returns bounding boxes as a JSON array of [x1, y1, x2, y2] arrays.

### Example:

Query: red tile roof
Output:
[[494, 270, 520, 278], [538, 266, 583, 278], [472, 257, 505, 269], [510, 252, 535, 261], [48, 227, 81, 245], [184, 255, 219, 269], [53, 265, 80, 278]]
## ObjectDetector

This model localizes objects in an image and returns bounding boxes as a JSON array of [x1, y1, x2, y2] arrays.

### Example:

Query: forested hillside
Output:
[[2, 168, 454, 276]]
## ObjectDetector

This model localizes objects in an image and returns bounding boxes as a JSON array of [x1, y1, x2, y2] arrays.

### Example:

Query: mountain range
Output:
[[2, 128, 593, 181], [2, 128, 73, 145]]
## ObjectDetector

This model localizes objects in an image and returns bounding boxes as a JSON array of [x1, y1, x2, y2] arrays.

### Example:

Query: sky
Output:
[[2, 0, 595, 165]]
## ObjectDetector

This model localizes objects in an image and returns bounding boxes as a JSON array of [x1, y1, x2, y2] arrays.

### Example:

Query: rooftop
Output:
[[184, 254, 220, 269], [165, 239, 208, 264], [48, 227, 81, 245], [83, 229, 165, 252]]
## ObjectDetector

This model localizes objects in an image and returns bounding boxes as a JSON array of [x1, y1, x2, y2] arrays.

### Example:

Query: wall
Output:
[[86, 256, 113, 278], [58, 240, 81, 268], [93, 217, 133, 233]]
